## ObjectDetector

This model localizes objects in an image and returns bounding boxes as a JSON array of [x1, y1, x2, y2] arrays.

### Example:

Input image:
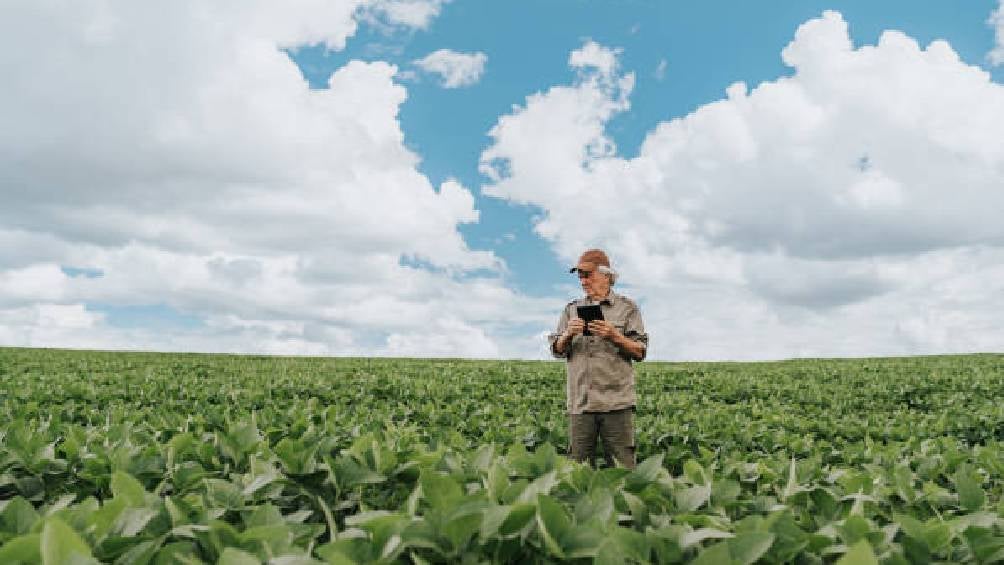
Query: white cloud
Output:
[[989, 0, 1004, 65], [480, 41, 635, 207], [0, 0, 552, 358], [481, 14, 1004, 360], [654, 59, 668, 81], [363, 0, 449, 30], [414, 49, 488, 88], [386, 317, 499, 358], [568, 40, 621, 76]]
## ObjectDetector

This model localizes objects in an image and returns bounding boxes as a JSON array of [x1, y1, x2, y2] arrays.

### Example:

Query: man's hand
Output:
[[554, 318, 584, 355], [589, 320, 645, 361], [587, 320, 618, 339], [564, 318, 585, 338]]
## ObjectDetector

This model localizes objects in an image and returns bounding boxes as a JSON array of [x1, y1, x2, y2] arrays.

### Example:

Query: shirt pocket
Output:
[[602, 318, 628, 352]]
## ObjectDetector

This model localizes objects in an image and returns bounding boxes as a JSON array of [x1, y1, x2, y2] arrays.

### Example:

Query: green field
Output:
[[1, 348, 1003, 563]]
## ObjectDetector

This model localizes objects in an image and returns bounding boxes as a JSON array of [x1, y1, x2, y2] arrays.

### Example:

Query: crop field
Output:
[[1, 348, 1004, 564]]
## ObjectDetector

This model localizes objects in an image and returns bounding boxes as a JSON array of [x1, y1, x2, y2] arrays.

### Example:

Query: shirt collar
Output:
[[584, 291, 616, 306]]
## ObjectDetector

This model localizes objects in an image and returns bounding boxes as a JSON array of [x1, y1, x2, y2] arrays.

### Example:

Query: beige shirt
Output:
[[548, 292, 648, 415]]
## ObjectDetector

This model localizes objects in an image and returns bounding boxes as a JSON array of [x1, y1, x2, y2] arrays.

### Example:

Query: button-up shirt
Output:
[[548, 292, 648, 415]]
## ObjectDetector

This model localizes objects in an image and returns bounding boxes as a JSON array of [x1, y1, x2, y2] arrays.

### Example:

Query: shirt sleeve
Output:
[[548, 304, 571, 358], [623, 304, 648, 361]]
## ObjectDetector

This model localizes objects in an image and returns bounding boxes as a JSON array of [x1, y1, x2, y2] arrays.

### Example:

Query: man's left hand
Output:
[[587, 320, 620, 340]]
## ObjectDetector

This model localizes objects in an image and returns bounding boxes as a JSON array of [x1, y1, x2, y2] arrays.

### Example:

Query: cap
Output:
[[569, 249, 618, 282]]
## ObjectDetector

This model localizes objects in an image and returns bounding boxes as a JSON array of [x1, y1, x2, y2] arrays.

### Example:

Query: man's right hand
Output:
[[554, 318, 585, 356], [564, 318, 585, 338]]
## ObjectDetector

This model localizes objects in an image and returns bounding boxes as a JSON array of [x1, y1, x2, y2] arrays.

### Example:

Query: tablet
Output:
[[576, 304, 604, 335]]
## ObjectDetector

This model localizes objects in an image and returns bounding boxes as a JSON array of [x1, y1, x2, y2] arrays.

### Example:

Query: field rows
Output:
[[2, 348, 1004, 563]]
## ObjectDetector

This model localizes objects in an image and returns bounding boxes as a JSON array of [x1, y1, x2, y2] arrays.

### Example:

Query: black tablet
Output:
[[576, 304, 604, 335]]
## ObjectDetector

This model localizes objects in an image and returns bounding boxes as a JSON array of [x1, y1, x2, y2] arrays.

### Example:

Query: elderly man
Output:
[[549, 249, 648, 468]]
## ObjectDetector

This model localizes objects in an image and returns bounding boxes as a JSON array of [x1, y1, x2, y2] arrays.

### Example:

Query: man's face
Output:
[[576, 263, 611, 300]]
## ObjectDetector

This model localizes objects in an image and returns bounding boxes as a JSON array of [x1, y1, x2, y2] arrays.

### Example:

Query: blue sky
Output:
[[292, 0, 1002, 296], [2, 1, 1004, 359]]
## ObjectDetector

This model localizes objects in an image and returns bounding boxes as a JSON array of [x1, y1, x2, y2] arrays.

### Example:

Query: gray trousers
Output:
[[568, 408, 636, 469]]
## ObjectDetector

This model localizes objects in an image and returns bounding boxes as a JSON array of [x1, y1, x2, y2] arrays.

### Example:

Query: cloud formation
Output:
[[0, 0, 546, 358], [414, 49, 488, 88], [4, 5, 1002, 361], [482, 12, 1004, 359], [990, 0, 1004, 66]]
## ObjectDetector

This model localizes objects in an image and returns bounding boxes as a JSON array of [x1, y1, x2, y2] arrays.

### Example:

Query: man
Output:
[[549, 249, 648, 469]]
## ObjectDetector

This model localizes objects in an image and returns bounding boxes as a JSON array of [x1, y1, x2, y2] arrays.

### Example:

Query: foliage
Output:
[[2, 348, 1004, 563]]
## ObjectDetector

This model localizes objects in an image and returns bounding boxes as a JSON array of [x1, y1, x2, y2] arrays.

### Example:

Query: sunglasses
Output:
[[573, 268, 595, 279]]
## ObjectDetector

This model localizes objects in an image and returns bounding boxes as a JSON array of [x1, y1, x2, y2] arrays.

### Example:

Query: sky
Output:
[[2, 0, 1004, 360]]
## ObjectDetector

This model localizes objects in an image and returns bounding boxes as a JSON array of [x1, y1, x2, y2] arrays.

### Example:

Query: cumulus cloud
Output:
[[480, 41, 635, 207], [363, 0, 449, 30], [0, 0, 549, 358], [414, 49, 488, 88], [568, 40, 622, 76], [989, 1, 1004, 65], [481, 14, 1004, 359]]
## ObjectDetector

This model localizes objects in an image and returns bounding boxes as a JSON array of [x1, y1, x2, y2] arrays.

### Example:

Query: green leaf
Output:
[[561, 525, 604, 559], [729, 532, 775, 565], [963, 526, 1004, 563], [153, 541, 199, 565], [781, 458, 809, 502], [676, 485, 711, 512], [219, 422, 262, 462], [218, 547, 260, 565], [622, 490, 650, 529], [892, 464, 916, 504], [274, 438, 319, 475], [117, 507, 159, 537], [420, 470, 462, 510], [89, 497, 127, 542], [0, 533, 42, 564], [712, 479, 742, 506], [1, 496, 40, 535], [894, 513, 925, 541], [516, 471, 559, 503], [680, 528, 734, 550], [839, 515, 872, 545], [691, 540, 732, 565], [683, 459, 708, 486], [332, 457, 385, 490], [315, 541, 362, 565], [205, 479, 244, 511], [607, 527, 649, 563], [470, 443, 495, 472], [241, 461, 281, 497], [921, 521, 952, 552], [535, 495, 570, 557], [574, 487, 615, 527], [499, 503, 536, 537], [835, 540, 878, 565], [954, 465, 986, 513], [624, 454, 664, 493], [111, 471, 147, 507], [245, 504, 285, 529], [479, 505, 509, 541], [483, 463, 510, 503], [41, 517, 98, 565], [442, 512, 481, 554], [206, 520, 242, 559], [647, 525, 686, 563], [764, 511, 809, 562], [240, 523, 294, 553], [114, 538, 163, 565], [347, 511, 410, 560]]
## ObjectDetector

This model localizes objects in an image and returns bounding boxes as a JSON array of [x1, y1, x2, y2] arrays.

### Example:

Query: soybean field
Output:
[[2, 347, 1004, 563]]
